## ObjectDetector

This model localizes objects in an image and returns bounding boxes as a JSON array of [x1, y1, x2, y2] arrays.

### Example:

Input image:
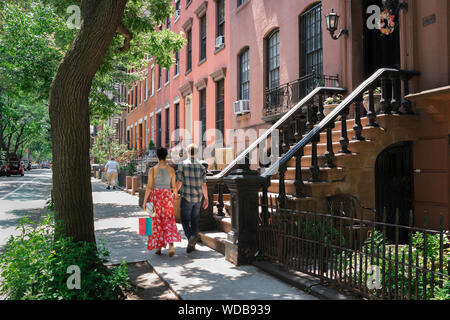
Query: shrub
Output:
[[0, 214, 130, 300], [337, 230, 450, 300], [434, 280, 450, 300]]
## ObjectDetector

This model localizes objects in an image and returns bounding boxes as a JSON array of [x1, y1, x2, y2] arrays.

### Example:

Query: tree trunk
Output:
[[13, 124, 25, 154], [49, 0, 128, 243]]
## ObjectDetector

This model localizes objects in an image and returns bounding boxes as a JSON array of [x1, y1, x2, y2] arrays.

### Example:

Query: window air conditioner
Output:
[[234, 100, 250, 115], [215, 35, 225, 48]]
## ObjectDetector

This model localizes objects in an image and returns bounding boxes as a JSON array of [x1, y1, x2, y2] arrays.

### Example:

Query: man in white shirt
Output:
[[104, 157, 120, 190]]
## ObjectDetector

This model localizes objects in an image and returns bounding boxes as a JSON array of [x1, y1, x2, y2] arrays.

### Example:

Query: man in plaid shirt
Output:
[[176, 144, 209, 253]]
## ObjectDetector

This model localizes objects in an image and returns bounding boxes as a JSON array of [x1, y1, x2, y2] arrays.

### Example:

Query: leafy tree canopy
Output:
[[0, 0, 185, 156]]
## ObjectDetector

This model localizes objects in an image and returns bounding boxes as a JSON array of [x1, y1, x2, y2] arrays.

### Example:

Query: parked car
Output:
[[41, 162, 50, 169], [6, 158, 24, 176], [0, 160, 7, 176], [31, 162, 40, 169]]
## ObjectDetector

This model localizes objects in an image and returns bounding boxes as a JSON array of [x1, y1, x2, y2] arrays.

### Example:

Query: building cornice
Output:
[[179, 80, 193, 97], [194, 1, 208, 18], [195, 77, 208, 91], [182, 17, 193, 31], [210, 67, 226, 82]]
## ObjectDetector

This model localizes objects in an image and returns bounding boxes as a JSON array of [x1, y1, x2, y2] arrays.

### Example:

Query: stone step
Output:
[[269, 180, 336, 198], [302, 139, 375, 157], [283, 152, 360, 169], [333, 116, 370, 131], [198, 231, 227, 255], [272, 167, 346, 182], [317, 126, 385, 143], [213, 193, 231, 202], [215, 216, 231, 233], [258, 194, 320, 212]]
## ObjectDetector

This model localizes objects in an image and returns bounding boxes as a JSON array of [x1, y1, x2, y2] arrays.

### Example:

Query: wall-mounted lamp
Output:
[[325, 9, 349, 40]]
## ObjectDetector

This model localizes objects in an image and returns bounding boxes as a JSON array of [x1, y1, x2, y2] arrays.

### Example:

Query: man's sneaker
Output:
[[113, 186, 116, 190], [106, 186, 110, 190], [186, 236, 197, 253]]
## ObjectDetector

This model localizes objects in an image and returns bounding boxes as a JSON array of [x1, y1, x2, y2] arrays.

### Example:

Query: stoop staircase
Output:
[[199, 68, 420, 255]]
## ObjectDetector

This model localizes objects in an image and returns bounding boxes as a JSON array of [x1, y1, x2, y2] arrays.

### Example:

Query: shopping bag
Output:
[[139, 217, 152, 236]]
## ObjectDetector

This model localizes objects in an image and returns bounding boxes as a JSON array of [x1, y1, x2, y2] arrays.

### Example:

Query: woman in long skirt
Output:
[[143, 148, 181, 257]]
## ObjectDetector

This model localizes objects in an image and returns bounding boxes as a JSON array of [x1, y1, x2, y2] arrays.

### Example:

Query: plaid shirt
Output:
[[176, 157, 206, 203]]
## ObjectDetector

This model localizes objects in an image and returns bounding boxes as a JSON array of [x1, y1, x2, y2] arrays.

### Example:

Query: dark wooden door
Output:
[[362, 0, 401, 77], [375, 142, 414, 243], [156, 113, 162, 148]]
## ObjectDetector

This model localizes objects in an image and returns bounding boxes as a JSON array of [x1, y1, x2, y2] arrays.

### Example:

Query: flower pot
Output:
[[363, 93, 382, 114], [323, 103, 339, 117]]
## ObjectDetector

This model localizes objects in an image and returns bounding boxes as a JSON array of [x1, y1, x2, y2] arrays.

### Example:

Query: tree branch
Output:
[[117, 22, 133, 53]]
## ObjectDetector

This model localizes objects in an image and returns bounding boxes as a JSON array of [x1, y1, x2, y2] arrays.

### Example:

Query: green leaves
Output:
[[92, 124, 128, 164], [1, 0, 186, 142], [0, 213, 130, 300]]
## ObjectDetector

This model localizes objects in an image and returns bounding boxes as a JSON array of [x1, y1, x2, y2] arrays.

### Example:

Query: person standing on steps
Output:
[[104, 157, 120, 190], [143, 147, 181, 257], [176, 144, 209, 254]]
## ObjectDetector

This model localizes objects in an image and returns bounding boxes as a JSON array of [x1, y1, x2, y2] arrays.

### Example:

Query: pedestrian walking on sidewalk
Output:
[[104, 157, 120, 190], [176, 144, 209, 254], [143, 147, 181, 257]]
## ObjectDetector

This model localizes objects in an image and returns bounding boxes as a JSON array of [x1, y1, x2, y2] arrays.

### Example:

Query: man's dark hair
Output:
[[156, 147, 168, 160], [187, 144, 197, 157]]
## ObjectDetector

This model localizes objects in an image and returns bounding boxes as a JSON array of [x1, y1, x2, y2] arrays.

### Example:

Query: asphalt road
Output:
[[0, 169, 53, 251]]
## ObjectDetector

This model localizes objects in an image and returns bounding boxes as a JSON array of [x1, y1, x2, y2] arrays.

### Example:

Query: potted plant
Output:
[[323, 94, 344, 116], [148, 140, 156, 157], [363, 87, 382, 114]]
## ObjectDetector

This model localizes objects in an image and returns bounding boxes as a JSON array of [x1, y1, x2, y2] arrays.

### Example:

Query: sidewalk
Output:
[[92, 178, 317, 300]]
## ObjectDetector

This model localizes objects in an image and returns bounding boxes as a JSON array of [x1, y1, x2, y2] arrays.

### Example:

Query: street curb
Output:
[[252, 260, 357, 300], [108, 260, 183, 300], [145, 260, 184, 300]]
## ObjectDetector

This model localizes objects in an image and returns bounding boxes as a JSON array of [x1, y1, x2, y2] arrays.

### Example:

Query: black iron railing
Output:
[[262, 68, 420, 202], [258, 195, 449, 300], [264, 73, 340, 117], [206, 85, 346, 219]]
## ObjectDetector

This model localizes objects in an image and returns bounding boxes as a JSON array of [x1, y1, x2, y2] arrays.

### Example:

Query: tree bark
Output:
[[13, 124, 25, 154], [49, 0, 128, 243]]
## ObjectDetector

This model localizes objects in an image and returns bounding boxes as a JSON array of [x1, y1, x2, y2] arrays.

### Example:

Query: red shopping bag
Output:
[[139, 217, 152, 236]]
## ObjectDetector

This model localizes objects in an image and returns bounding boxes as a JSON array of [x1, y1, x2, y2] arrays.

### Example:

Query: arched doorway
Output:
[[375, 141, 414, 243], [362, 0, 401, 77]]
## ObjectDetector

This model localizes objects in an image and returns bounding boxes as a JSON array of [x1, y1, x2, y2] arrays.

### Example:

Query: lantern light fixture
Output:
[[325, 9, 349, 40]]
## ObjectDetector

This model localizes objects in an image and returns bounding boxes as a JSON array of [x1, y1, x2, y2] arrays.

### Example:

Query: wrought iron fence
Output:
[[264, 73, 340, 117], [258, 196, 450, 300]]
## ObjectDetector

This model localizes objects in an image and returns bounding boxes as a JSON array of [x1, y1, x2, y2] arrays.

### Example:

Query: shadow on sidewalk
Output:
[[94, 203, 142, 220]]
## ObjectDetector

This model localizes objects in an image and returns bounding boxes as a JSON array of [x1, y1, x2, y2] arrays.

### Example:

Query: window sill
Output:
[[214, 44, 225, 55], [174, 16, 180, 24], [157, 88, 162, 93], [236, 112, 251, 120], [173, 73, 180, 80], [198, 58, 207, 67], [164, 81, 170, 87], [236, 0, 251, 14], [185, 69, 192, 76], [185, 1, 192, 9]]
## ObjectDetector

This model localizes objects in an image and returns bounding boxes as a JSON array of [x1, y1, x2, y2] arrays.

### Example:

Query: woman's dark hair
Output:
[[156, 147, 168, 160]]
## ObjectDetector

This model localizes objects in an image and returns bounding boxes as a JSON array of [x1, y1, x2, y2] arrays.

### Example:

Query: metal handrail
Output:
[[262, 68, 419, 178], [209, 85, 346, 180]]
